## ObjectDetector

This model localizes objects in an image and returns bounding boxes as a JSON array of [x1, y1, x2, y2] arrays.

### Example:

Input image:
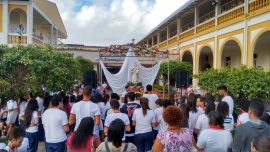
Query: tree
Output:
[[75, 56, 94, 79], [0, 45, 80, 99], [194, 66, 270, 100]]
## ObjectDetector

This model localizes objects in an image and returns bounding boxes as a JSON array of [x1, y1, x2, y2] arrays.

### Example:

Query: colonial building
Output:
[[138, 0, 270, 80], [0, 0, 67, 47]]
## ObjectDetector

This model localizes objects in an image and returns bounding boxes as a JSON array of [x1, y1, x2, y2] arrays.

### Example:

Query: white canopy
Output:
[[99, 47, 162, 94]]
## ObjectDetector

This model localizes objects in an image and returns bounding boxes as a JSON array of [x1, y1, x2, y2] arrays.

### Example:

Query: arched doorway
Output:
[[253, 31, 270, 69], [221, 40, 241, 68], [9, 8, 27, 33], [199, 46, 213, 71], [182, 51, 193, 64]]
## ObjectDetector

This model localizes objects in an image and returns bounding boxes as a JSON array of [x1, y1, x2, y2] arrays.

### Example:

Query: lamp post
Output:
[[132, 39, 135, 44]]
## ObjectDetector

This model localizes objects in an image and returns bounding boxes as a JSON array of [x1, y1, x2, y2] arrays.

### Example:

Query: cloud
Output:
[[49, 0, 188, 46]]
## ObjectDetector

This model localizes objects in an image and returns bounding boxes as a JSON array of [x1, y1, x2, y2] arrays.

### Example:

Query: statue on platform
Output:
[[131, 63, 139, 84]]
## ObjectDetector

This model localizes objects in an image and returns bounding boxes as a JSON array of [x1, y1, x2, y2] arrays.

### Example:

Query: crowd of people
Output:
[[0, 83, 270, 152]]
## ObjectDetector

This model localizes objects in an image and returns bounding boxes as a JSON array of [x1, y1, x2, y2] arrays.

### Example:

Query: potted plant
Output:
[[136, 82, 142, 88], [127, 81, 134, 87]]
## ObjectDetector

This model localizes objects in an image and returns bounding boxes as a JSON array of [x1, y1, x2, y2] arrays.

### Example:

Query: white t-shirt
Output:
[[42, 108, 68, 143], [142, 94, 159, 110], [224, 114, 234, 132], [195, 113, 209, 137], [36, 97, 44, 114], [25, 111, 38, 133], [102, 83, 107, 89], [237, 112, 249, 125], [18, 138, 29, 152], [134, 100, 140, 105], [122, 91, 128, 98], [19, 101, 27, 114], [189, 108, 204, 130], [197, 128, 233, 152], [98, 102, 111, 120], [70, 100, 101, 131], [132, 108, 155, 134], [104, 112, 130, 141], [158, 115, 167, 133], [118, 100, 124, 109], [222, 96, 234, 115], [94, 118, 103, 137], [153, 107, 163, 130], [0, 108, 7, 119], [7, 100, 18, 111], [5, 146, 18, 152]]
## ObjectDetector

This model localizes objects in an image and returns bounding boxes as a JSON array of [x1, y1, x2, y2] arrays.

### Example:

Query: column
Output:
[[157, 32, 160, 46], [152, 36, 154, 46], [215, 0, 220, 26], [167, 26, 169, 45], [2, 0, 8, 44], [50, 24, 53, 45], [27, 1, 33, 44], [56, 28, 58, 48], [243, 0, 249, 65], [194, 6, 198, 34]]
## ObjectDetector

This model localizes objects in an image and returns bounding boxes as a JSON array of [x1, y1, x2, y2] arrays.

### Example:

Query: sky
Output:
[[49, 0, 189, 46]]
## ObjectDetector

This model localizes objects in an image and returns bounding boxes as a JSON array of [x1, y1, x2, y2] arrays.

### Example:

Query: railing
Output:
[[32, 37, 45, 46], [196, 19, 215, 33], [170, 30, 177, 38], [249, 0, 270, 13], [220, 0, 244, 14], [8, 34, 27, 44], [159, 41, 167, 48], [160, 35, 167, 42], [32, 29, 45, 42], [9, 24, 27, 34], [57, 39, 68, 49], [180, 29, 194, 40], [168, 36, 177, 45], [182, 21, 194, 32], [218, 6, 244, 24], [199, 10, 215, 24]]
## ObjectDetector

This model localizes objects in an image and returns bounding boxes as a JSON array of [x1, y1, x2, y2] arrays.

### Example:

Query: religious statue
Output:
[[131, 63, 139, 84]]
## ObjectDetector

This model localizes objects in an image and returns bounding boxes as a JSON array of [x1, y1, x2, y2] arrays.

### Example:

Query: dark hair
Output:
[[83, 86, 92, 96], [94, 94, 102, 102], [179, 103, 190, 128], [102, 94, 110, 105], [124, 95, 128, 104], [43, 95, 52, 113], [180, 96, 187, 105], [51, 94, 62, 107], [135, 93, 141, 99], [19, 92, 28, 107], [252, 135, 270, 152], [24, 99, 39, 128], [261, 113, 270, 125], [111, 93, 120, 100], [238, 98, 250, 112], [29, 92, 37, 99], [146, 84, 152, 91], [126, 92, 135, 101], [58, 91, 66, 98], [107, 119, 125, 148], [168, 93, 175, 105], [163, 99, 173, 108], [125, 86, 129, 89], [70, 95, 76, 103], [187, 96, 197, 113], [155, 99, 163, 106], [204, 92, 214, 102], [110, 99, 119, 110], [163, 106, 183, 126], [76, 95, 83, 103], [91, 96, 99, 104], [197, 96, 205, 103], [140, 97, 150, 116], [189, 93, 195, 97], [208, 111, 224, 128], [217, 101, 229, 119], [9, 127, 23, 140], [217, 85, 227, 92], [250, 98, 265, 117], [71, 117, 94, 149], [63, 96, 69, 105], [204, 99, 216, 115]]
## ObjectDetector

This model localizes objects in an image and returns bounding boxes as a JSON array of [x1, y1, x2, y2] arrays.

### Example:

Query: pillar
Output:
[[2, 0, 8, 44], [27, 1, 33, 44]]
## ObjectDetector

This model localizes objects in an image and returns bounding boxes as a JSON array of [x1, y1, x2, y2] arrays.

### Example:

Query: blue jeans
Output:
[[25, 132, 38, 152], [19, 119, 25, 137], [134, 131, 153, 152], [46, 140, 66, 152], [152, 129, 158, 140], [38, 118, 44, 141]]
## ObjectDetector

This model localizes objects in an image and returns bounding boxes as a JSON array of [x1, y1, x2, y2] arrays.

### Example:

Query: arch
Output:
[[9, 5, 27, 14], [252, 30, 270, 70], [198, 46, 214, 72], [220, 40, 242, 68], [9, 8, 27, 33], [181, 50, 193, 64]]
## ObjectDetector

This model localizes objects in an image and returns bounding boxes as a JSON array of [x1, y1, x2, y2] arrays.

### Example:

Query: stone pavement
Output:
[[37, 142, 71, 152]]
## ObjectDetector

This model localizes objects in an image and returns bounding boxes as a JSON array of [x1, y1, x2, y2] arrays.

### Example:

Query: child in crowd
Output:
[[134, 93, 141, 105], [217, 101, 234, 132], [157, 100, 173, 133], [237, 98, 250, 126], [5, 127, 23, 152], [153, 99, 163, 139]]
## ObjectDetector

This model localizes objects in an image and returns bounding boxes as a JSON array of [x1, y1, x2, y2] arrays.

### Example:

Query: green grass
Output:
[[0, 137, 9, 145]]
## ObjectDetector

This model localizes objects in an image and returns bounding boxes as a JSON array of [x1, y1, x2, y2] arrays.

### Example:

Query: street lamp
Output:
[[132, 39, 135, 44]]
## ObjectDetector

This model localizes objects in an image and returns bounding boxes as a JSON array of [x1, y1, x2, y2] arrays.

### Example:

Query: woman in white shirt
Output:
[[20, 99, 39, 152], [132, 97, 156, 152], [98, 94, 110, 126], [197, 111, 233, 152], [217, 101, 234, 132], [6, 99, 19, 137]]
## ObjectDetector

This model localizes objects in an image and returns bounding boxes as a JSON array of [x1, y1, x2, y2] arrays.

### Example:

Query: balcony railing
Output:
[[8, 34, 27, 45], [9, 24, 27, 34], [168, 36, 177, 46], [160, 36, 167, 42], [182, 21, 194, 32], [249, 0, 270, 13], [159, 41, 167, 48], [199, 10, 215, 24], [218, 5, 244, 24], [170, 30, 177, 38], [196, 19, 215, 33], [180, 29, 194, 40], [220, 0, 244, 14]]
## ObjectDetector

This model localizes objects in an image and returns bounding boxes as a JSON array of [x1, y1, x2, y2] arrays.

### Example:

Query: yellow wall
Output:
[[8, 5, 27, 14], [0, 4, 2, 33]]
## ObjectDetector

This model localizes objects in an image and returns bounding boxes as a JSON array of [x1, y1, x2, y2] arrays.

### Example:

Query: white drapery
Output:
[[99, 47, 162, 94]]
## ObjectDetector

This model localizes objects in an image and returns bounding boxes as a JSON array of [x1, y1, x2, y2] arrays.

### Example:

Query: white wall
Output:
[[199, 54, 213, 71], [33, 22, 50, 43], [254, 43, 270, 70], [221, 50, 241, 68]]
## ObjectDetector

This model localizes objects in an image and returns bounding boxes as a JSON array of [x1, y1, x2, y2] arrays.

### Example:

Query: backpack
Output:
[[105, 141, 129, 152]]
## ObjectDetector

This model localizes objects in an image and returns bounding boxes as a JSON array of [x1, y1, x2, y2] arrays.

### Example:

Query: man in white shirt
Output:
[[36, 93, 44, 141], [42, 94, 69, 152], [143, 85, 158, 110], [69, 86, 101, 131], [121, 86, 130, 102], [218, 85, 234, 115]]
